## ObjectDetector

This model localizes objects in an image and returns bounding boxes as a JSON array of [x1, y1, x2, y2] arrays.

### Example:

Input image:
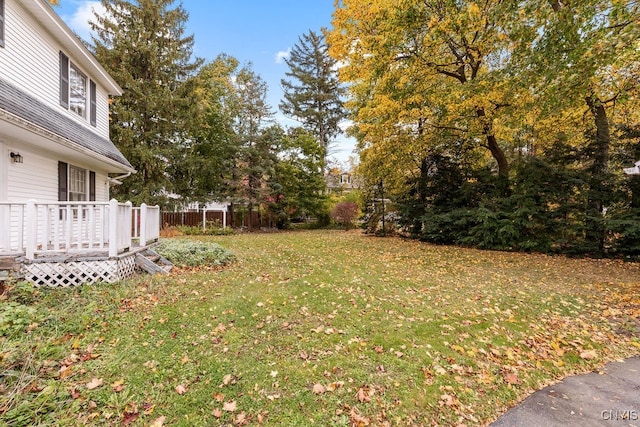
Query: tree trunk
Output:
[[476, 107, 509, 179], [584, 95, 611, 253]]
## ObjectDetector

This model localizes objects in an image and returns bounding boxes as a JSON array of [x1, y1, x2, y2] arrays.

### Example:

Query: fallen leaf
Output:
[[213, 392, 225, 402], [223, 400, 237, 412], [451, 344, 465, 354], [221, 374, 237, 387], [504, 371, 521, 385], [111, 379, 125, 392], [149, 416, 166, 427], [143, 403, 155, 415], [312, 383, 326, 394], [326, 381, 344, 391], [234, 411, 248, 425], [123, 410, 139, 425], [439, 393, 457, 407], [356, 386, 372, 403], [58, 365, 73, 379], [213, 408, 223, 418], [175, 384, 187, 395], [86, 378, 103, 390], [580, 349, 597, 360], [349, 407, 370, 426]]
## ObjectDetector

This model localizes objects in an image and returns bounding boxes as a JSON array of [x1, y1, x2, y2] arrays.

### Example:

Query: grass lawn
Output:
[[1, 230, 639, 426]]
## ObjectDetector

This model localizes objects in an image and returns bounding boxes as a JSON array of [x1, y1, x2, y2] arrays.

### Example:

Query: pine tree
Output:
[[229, 66, 276, 229], [90, 0, 202, 207], [280, 30, 346, 168]]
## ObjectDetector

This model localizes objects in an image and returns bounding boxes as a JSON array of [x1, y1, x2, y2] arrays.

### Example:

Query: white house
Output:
[[0, 0, 161, 286], [624, 160, 640, 176]]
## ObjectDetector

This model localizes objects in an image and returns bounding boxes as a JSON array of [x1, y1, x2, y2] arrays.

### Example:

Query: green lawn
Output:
[[2, 230, 639, 426]]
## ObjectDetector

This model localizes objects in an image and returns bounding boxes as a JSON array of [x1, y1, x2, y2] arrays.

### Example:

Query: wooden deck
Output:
[[0, 245, 156, 287]]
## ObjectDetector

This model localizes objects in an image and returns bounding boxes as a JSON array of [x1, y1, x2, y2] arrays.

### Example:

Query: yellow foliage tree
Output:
[[328, 0, 522, 198]]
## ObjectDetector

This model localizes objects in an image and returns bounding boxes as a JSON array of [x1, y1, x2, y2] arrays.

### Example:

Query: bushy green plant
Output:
[[0, 301, 38, 336], [153, 239, 235, 267], [0, 280, 43, 337], [176, 224, 235, 236]]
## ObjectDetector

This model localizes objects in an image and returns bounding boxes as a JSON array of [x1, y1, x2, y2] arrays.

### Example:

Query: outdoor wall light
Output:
[[10, 152, 23, 163]]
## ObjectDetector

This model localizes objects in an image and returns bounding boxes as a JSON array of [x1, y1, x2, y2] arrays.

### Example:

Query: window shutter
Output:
[[59, 52, 69, 108], [58, 162, 68, 201], [90, 80, 97, 126], [0, 0, 5, 48], [89, 171, 96, 201]]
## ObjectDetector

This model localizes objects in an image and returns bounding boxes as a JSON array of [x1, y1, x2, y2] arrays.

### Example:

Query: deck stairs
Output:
[[135, 248, 173, 275]]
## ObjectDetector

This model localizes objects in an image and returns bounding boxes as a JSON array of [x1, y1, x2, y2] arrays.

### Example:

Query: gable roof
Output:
[[24, 0, 122, 96], [0, 78, 134, 171]]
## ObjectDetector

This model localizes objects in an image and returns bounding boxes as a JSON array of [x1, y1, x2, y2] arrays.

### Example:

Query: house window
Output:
[[69, 165, 87, 201], [69, 63, 87, 118], [58, 162, 96, 202], [0, 0, 5, 48], [60, 52, 95, 125]]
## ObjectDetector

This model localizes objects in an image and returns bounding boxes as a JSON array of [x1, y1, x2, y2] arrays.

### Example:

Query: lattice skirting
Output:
[[22, 255, 137, 288]]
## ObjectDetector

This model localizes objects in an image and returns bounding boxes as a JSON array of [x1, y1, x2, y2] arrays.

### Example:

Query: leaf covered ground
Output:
[[1, 230, 639, 426]]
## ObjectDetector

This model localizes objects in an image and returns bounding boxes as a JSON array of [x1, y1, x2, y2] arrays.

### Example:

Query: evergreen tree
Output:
[[280, 30, 346, 167], [90, 0, 202, 207], [229, 66, 275, 229], [270, 127, 327, 228]]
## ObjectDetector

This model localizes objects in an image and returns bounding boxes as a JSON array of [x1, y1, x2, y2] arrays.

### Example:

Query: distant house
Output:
[[0, 0, 160, 286], [325, 169, 359, 193], [624, 160, 640, 175]]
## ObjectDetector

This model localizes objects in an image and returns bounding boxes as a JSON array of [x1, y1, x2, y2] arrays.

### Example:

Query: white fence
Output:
[[0, 199, 160, 260]]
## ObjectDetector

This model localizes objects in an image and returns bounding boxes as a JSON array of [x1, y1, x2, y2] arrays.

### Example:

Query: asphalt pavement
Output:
[[490, 356, 640, 427]]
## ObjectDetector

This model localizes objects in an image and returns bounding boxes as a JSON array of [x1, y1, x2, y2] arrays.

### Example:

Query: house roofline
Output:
[[0, 108, 135, 173], [24, 0, 122, 96]]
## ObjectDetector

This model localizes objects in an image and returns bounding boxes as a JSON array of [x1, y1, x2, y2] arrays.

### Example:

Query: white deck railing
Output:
[[0, 199, 160, 260]]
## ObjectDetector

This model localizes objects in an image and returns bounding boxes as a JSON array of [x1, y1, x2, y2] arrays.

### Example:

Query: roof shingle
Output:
[[0, 78, 133, 170]]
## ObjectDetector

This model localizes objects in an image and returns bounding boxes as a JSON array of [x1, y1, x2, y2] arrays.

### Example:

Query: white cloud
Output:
[[64, 1, 105, 42], [274, 47, 291, 64]]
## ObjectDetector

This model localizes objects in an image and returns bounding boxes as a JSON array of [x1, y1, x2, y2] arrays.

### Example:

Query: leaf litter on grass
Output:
[[2, 230, 639, 426]]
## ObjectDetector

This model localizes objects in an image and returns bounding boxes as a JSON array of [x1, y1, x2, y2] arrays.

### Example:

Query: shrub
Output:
[[330, 202, 359, 230], [153, 239, 235, 267], [176, 224, 235, 236], [0, 281, 41, 336]]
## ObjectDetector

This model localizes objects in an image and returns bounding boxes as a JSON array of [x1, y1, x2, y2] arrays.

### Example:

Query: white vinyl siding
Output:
[[4, 144, 109, 203], [7, 149, 57, 202], [0, 0, 110, 138]]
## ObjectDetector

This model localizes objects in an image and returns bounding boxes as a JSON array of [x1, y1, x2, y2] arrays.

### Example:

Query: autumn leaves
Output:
[[3, 231, 639, 425]]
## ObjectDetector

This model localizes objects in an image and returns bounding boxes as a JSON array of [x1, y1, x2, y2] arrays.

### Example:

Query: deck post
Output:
[[140, 203, 148, 247], [25, 199, 37, 260], [203, 208, 207, 233], [124, 201, 133, 251], [223, 207, 227, 230], [108, 199, 118, 257]]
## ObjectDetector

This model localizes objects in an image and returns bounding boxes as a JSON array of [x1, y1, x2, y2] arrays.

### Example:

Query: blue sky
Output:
[[53, 0, 356, 165]]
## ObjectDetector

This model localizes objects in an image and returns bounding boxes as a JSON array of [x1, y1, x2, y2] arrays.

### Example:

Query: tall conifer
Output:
[[91, 0, 202, 206], [280, 30, 346, 168]]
